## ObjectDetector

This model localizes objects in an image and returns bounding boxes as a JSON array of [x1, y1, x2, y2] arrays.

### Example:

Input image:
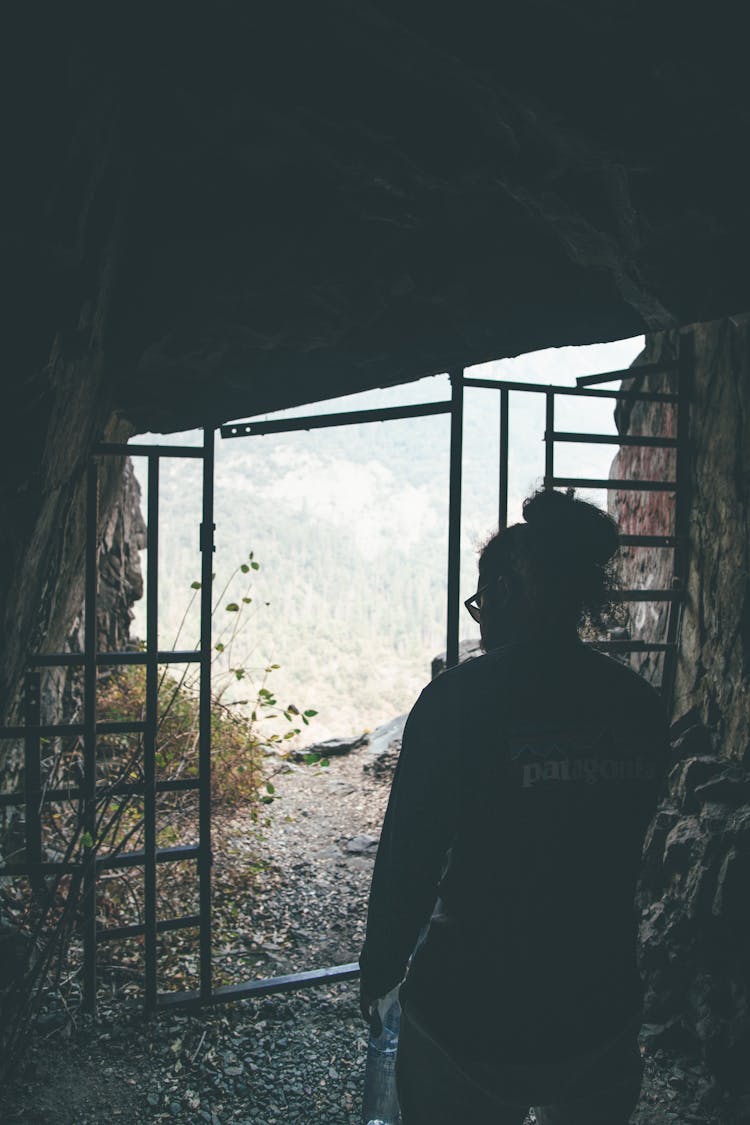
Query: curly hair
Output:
[[478, 488, 621, 633]]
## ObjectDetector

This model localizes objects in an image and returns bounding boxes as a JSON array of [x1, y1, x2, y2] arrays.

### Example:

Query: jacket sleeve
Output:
[[358, 682, 459, 998]]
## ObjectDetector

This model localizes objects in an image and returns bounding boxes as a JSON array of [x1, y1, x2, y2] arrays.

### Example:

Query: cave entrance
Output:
[[1, 342, 691, 1017]]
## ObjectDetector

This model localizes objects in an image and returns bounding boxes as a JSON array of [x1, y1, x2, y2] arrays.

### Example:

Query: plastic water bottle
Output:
[[362, 987, 402, 1125]]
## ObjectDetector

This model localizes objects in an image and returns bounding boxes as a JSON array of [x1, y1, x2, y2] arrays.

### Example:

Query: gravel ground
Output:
[[1, 741, 742, 1123]]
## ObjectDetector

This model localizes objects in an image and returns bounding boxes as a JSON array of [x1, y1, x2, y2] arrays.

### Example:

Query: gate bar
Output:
[[199, 427, 215, 1001], [82, 461, 98, 1013], [158, 962, 361, 1010], [94, 443, 205, 459], [221, 400, 452, 439], [551, 477, 677, 491], [618, 534, 685, 547], [446, 373, 463, 669], [0, 776, 200, 810], [544, 392, 554, 489], [550, 432, 678, 448], [661, 334, 693, 708], [575, 361, 676, 387], [23, 672, 43, 890], [98, 914, 202, 943], [27, 650, 202, 668], [498, 387, 509, 531], [463, 377, 678, 403], [611, 589, 684, 601], [144, 456, 159, 1009]]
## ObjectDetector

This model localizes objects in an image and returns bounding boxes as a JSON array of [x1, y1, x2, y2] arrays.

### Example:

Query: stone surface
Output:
[[293, 733, 369, 762], [610, 317, 750, 754], [431, 638, 483, 679], [637, 723, 750, 1095]]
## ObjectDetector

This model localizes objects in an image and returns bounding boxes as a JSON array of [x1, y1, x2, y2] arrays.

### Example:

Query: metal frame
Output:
[[0, 341, 690, 1015], [466, 341, 689, 688], [0, 432, 216, 1014]]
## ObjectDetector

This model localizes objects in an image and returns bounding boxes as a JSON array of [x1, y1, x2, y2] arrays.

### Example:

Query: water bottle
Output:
[[362, 986, 402, 1125]]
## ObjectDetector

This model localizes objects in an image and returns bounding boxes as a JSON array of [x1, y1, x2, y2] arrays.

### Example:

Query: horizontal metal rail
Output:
[[221, 400, 452, 438], [551, 477, 676, 491], [610, 589, 684, 602], [96, 843, 200, 871], [0, 720, 147, 740], [0, 777, 200, 809], [549, 431, 678, 448], [157, 962, 361, 1009], [98, 914, 201, 943], [462, 377, 678, 403], [28, 650, 201, 669], [585, 640, 673, 652], [618, 534, 683, 547], [575, 362, 676, 387], [94, 443, 205, 459], [0, 843, 201, 878], [0, 860, 81, 876]]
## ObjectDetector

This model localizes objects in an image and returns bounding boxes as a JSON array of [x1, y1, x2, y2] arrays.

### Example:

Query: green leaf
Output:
[[319, 758, 330, 768], [242, 597, 252, 604], [261, 795, 274, 804], [270, 664, 280, 670], [190, 581, 202, 590], [303, 753, 319, 766], [215, 642, 225, 652], [301, 714, 309, 725], [240, 563, 250, 573], [266, 782, 275, 795], [251, 561, 260, 571], [303, 709, 318, 718], [249, 551, 254, 560], [234, 669, 245, 681], [81, 831, 94, 849], [225, 603, 239, 612], [287, 704, 299, 715]]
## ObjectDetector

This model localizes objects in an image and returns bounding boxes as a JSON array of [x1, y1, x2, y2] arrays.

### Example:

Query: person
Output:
[[358, 488, 669, 1124]]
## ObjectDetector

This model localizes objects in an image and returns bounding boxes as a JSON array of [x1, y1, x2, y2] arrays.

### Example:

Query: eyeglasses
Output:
[[464, 579, 498, 623]]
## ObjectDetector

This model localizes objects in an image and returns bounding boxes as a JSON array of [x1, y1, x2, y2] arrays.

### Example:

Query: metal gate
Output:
[[0, 338, 690, 1014]]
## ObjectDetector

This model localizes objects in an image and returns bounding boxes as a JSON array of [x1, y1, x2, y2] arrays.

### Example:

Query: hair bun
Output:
[[522, 488, 619, 566]]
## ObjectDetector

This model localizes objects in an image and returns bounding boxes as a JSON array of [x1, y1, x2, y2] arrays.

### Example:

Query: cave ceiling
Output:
[[7, 2, 750, 432]]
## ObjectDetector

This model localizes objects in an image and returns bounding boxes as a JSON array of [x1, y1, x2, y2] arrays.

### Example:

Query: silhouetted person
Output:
[[359, 489, 668, 1124]]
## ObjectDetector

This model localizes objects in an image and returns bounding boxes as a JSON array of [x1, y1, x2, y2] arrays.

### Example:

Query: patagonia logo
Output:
[[520, 757, 657, 788]]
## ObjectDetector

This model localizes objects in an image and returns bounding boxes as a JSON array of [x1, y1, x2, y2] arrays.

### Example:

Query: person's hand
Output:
[[359, 984, 383, 1035]]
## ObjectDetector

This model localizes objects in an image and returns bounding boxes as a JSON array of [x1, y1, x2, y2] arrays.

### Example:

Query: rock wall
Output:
[[611, 316, 750, 1105], [1, 455, 145, 799], [611, 315, 750, 755], [638, 716, 750, 1102]]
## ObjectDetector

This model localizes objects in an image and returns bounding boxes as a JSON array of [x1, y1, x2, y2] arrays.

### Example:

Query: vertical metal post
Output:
[[498, 387, 509, 531], [662, 332, 693, 712], [144, 456, 159, 1010], [82, 460, 98, 1013], [544, 390, 555, 490], [446, 372, 464, 669], [198, 428, 215, 1001], [673, 332, 693, 589], [24, 671, 43, 893]]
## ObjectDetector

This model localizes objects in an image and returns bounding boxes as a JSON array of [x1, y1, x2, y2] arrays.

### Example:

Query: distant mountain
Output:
[[132, 340, 642, 739]]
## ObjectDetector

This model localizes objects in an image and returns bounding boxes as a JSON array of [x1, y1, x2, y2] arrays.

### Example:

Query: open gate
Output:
[[0, 337, 690, 1013]]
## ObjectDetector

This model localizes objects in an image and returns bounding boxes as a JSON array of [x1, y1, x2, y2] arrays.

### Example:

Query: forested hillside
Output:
[[133, 340, 642, 739]]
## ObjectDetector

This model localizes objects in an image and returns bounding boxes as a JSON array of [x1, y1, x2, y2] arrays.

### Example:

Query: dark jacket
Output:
[[359, 636, 668, 1066]]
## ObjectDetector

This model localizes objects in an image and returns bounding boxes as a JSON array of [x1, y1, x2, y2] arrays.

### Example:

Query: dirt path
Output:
[[1, 739, 738, 1123]]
